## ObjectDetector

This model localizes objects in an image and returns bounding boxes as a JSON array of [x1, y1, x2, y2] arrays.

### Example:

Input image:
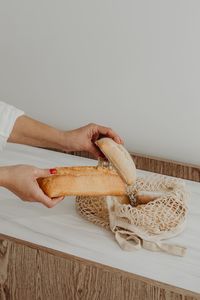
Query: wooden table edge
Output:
[[0, 233, 199, 298]]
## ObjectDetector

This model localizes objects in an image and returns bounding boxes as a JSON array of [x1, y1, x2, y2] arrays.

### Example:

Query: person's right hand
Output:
[[1, 165, 64, 208]]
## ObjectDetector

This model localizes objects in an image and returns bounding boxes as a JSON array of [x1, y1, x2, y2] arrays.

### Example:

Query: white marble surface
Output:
[[0, 143, 200, 294]]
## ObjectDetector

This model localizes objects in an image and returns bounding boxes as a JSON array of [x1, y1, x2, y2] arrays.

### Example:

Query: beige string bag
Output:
[[76, 138, 188, 256]]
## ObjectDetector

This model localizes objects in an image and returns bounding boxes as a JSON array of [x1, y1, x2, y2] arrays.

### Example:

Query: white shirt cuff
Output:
[[0, 101, 24, 150]]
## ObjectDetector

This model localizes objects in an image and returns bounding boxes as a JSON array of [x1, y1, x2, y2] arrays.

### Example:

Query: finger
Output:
[[34, 178, 65, 206], [35, 168, 57, 178], [36, 192, 61, 208], [43, 196, 64, 208], [96, 125, 123, 144], [31, 182, 55, 206], [91, 131, 100, 142], [51, 196, 65, 204], [87, 143, 104, 159]]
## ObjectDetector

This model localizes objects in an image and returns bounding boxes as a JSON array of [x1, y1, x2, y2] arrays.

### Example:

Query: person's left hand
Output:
[[1, 165, 64, 208], [62, 123, 123, 158]]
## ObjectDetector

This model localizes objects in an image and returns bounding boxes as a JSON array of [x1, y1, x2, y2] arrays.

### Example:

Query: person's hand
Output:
[[1, 165, 64, 208], [62, 123, 124, 158]]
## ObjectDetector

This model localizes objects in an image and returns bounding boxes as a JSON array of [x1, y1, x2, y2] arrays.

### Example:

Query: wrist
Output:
[[58, 131, 73, 152], [52, 129, 66, 152]]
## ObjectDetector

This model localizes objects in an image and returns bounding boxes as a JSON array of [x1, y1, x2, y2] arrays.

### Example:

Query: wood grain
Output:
[[0, 234, 199, 300], [0, 240, 10, 300]]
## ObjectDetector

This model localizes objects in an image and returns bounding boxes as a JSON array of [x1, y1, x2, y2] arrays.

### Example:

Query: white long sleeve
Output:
[[0, 101, 24, 150]]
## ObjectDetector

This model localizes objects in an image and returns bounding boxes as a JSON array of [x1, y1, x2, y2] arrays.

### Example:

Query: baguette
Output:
[[95, 138, 136, 185], [38, 166, 126, 198]]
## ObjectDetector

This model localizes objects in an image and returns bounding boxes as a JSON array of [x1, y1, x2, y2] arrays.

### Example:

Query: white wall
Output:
[[0, 0, 200, 164]]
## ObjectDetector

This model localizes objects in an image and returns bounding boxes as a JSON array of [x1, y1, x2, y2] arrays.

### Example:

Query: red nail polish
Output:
[[49, 168, 57, 174]]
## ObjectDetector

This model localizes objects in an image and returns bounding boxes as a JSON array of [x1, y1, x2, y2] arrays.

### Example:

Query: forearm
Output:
[[5, 110, 122, 157], [8, 115, 66, 151], [0, 166, 10, 188]]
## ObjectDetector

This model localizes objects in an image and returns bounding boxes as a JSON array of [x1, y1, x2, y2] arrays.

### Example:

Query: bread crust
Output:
[[95, 138, 136, 185], [38, 166, 126, 198]]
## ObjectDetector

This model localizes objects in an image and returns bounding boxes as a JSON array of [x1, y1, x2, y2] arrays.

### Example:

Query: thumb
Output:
[[87, 143, 104, 159], [35, 168, 54, 178]]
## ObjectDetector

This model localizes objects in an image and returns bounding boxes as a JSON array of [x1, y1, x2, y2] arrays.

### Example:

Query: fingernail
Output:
[[49, 168, 57, 174]]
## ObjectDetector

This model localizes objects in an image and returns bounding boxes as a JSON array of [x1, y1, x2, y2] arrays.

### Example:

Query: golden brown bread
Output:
[[38, 166, 126, 198], [95, 138, 137, 185], [115, 195, 131, 205], [135, 192, 161, 205], [38, 138, 139, 201], [38, 166, 158, 205]]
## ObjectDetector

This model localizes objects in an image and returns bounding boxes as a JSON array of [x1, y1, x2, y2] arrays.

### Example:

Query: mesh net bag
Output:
[[76, 174, 188, 256]]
